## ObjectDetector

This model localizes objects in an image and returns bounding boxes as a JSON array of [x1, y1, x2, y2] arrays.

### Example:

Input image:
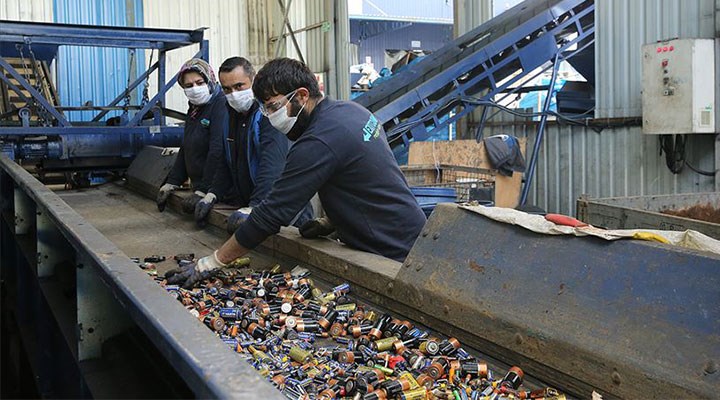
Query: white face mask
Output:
[[267, 91, 306, 135], [184, 84, 212, 105], [226, 88, 254, 113]]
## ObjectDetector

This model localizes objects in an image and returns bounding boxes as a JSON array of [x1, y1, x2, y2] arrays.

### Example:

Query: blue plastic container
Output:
[[411, 187, 457, 217]]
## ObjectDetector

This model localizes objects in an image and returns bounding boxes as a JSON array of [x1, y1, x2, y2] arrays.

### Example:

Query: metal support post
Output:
[[36, 207, 71, 277], [13, 186, 34, 235], [76, 255, 132, 361], [519, 53, 561, 206], [475, 106, 490, 142]]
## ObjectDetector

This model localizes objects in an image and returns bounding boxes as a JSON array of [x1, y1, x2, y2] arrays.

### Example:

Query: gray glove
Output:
[[182, 191, 205, 214], [156, 183, 179, 212], [165, 251, 226, 289], [299, 217, 335, 238], [194, 192, 217, 228]]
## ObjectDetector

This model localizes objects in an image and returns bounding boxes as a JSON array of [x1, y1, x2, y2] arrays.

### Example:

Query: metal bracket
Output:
[[76, 255, 132, 361]]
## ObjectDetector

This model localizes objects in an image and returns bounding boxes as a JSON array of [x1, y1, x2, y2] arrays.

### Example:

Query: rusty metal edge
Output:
[[0, 154, 284, 400]]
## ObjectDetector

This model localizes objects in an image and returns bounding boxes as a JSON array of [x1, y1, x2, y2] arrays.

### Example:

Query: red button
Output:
[[663, 46, 668, 52], [657, 47, 662, 53], [669, 45, 674, 51]]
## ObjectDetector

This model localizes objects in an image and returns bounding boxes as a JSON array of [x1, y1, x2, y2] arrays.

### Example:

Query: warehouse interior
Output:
[[1, 0, 719, 399]]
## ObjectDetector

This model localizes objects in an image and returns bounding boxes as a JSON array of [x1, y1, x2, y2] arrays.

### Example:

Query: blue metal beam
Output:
[[91, 60, 160, 122], [0, 20, 205, 50], [127, 48, 204, 127], [0, 126, 183, 136], [520, 53, 561, 206]]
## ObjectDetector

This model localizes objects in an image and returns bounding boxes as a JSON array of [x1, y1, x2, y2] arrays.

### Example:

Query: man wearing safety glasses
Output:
[[167, 58, 426, 288]]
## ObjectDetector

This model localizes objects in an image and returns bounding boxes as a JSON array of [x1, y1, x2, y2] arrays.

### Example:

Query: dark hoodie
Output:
[[166, 85, 228, 193]]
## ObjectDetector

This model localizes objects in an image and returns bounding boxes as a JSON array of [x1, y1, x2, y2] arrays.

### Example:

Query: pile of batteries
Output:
[[153, 257, 565, 400]]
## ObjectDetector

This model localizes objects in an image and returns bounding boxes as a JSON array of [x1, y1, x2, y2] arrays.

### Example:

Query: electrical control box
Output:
[[641, 38, 716, 134]]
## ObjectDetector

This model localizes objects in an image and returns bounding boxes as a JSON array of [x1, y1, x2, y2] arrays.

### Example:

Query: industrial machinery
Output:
[[0, 20, 207, 180], [2, 1, 719, 398], [354, 0, 595, 205], [2, 146, 718, 399], [641, 38, 717, 134]]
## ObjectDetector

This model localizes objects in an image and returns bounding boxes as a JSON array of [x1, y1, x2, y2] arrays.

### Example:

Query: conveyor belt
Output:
[[5, 151, 718, 398], [354, 0, 594, 147], [57, 182, 559, 397]]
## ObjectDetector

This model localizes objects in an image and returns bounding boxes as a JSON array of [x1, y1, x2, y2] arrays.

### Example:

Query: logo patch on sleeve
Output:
[[362, 114, 381, 142]]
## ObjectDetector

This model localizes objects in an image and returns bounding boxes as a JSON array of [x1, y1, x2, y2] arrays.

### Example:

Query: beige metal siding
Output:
[[271, 0, 348, 99], [481, 115, 716, 215], [0, 0, 53, 21], [453, 0, 492, 38], [142, 0, 272, 115], [595, 0, 718, 118]]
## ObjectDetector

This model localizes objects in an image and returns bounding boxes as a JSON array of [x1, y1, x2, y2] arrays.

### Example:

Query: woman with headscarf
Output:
[[156, 58, 228, 215]]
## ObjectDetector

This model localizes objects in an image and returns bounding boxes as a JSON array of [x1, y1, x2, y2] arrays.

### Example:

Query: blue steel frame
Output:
[[359, 0, 594, 147], [0, 20, 209, 135]]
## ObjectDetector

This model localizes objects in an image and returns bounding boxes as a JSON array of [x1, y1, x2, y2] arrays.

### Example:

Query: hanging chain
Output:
[[141, 49, 154, 107], [123, 48, 136, 114], [27, 43, 52, 126]]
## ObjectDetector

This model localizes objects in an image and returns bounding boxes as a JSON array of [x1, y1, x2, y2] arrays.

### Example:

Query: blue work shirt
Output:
[[234, 98, 426, 262]]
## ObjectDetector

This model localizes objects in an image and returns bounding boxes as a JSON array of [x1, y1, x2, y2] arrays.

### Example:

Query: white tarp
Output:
[[459, 205, 720, 256]]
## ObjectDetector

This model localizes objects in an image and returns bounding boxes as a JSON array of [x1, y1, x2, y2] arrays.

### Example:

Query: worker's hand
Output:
[[299, 217, 335, 239], [182, 191, 205, 214], [165, 251, 226, 289], [226, 207, 253, 234], [156, 183, 179, 212], [194, 192, 217, 228]]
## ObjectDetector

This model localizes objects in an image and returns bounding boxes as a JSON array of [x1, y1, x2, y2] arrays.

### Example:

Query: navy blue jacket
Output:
[[211, 103, 286, 206], [166, 86, 227, 193], [210, 103, 313, 226], [234, 98, 426, 262]]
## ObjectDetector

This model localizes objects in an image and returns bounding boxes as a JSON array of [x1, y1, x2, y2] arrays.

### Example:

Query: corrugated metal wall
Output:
[[142, 0, 272, 116], [350, 21, 454, 71], [276, 0, 349, 99], [481, 116, 717, 215], [453, 0, 492, 37], [595, 0, 719, 118], [53, 0, 145, 121], [0, 0, 53, 21], [452, 0, 493, 137]]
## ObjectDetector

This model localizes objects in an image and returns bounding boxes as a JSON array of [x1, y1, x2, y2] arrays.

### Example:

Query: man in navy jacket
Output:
[[193, 56, 311, 228], [168, 58, 426, 288]]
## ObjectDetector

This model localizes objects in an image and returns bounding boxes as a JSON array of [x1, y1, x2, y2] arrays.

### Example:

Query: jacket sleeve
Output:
[[165, 145, 188, 186], [234, 137, 336, 249], [195, 98, 228, 193], [248, 117, 289, 207]]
